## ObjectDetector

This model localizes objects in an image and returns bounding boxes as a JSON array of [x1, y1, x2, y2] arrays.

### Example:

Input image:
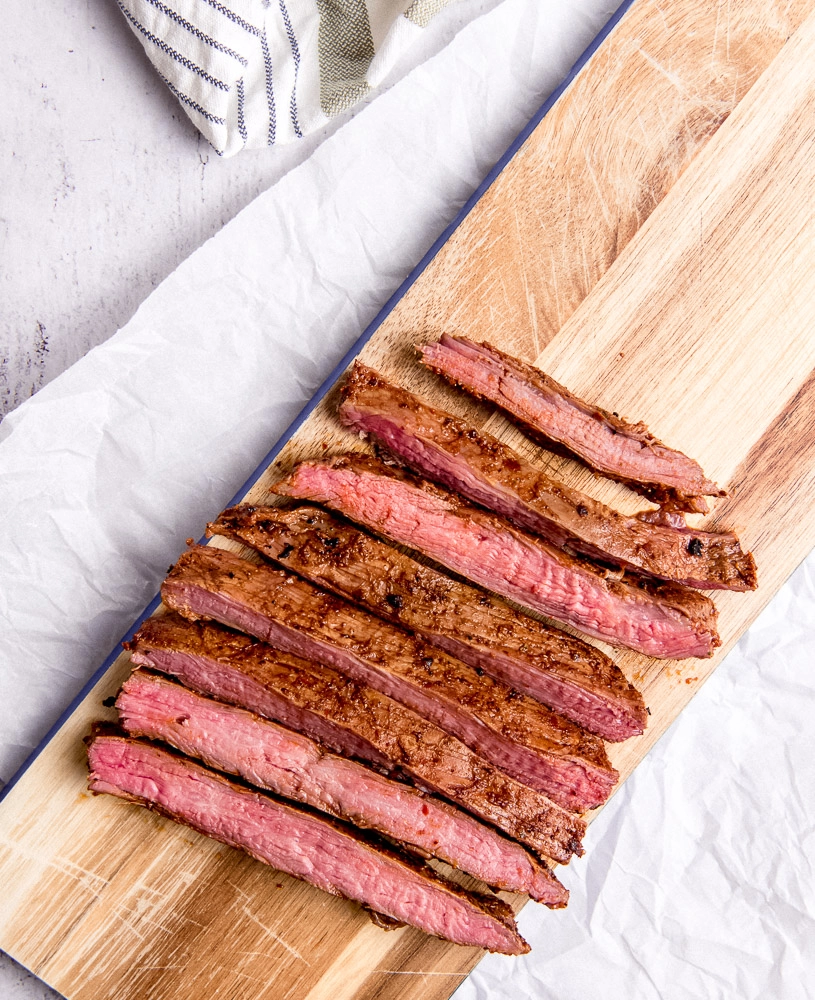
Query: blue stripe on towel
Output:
[[237, 77, 248, 142], [199, 0, 261, 37], [278, 0, 302, 138], [159, 71, 226, 127], [140, 0, 249, 66], [118, 1, 230, 91], [260, 26, 276, 144]]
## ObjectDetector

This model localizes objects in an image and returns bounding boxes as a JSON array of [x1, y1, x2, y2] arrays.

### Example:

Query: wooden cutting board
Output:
[[3, 2, 815, 997]]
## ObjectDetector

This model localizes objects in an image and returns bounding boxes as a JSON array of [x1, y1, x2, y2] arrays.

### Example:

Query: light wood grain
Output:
[[370, 0, 812, 364], [3, 2, 815, 999]]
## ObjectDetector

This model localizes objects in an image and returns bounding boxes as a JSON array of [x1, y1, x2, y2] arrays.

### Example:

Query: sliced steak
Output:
[[160, 544, 617, 812], [339, 363, 756, 591], [274, 455, 721, 659], [117, 669, 567, 906], [127, 614, 586, 863], [209, 504, 647, 742], [419, 334, 725, 513], [87, 731, 530, 954]]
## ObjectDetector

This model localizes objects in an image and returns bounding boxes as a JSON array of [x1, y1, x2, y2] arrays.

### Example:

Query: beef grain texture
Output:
[[118, 669, 567, 905], [127, 613, 586, 863], [87, 731, 530, 954], [274, 454, 721, 659], [160, 544, 618, 812], [339, 362, 756, 591], [209, 504, 647, 742], [420, 334, 726, 513]]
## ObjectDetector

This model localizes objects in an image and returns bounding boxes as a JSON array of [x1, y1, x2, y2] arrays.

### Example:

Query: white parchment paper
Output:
[[1, 1, 813, 997]]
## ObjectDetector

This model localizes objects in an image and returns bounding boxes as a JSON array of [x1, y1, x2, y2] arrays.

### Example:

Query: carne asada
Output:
[[117, 669, 567, 905], [127, 614, 586, 862], [274, 455, 721, 658], [209, 504, 647, 741], [419, 334, 725, 512], [87, 731, 530, 953], [160, 544, 618, 811], [339, 362, 756, 591]]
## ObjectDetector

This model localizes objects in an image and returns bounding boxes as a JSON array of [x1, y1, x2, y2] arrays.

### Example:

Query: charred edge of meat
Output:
[[417, 335, 726, 510], [337, 362, 756, 591], [207, 503, 649, 740], [271, 454, 722, 659]]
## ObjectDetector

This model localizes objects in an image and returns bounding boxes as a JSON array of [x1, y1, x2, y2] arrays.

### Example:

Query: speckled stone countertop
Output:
[[1, 0, 504, 420]]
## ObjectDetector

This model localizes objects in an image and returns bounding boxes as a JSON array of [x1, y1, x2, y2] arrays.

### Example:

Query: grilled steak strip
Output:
[[87, 731, 530, 954], [419, 334, 726, 513], [160, 545, 617, 812], [274, 455, 721, 659], [127, 614, 586, 863], [339, 363, 756, 592], [117, 669, 567, 906], [209, 505, 647, 742]]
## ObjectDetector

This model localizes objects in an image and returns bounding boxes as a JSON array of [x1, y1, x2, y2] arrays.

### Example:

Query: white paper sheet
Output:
[[2, 0, 813, 997]]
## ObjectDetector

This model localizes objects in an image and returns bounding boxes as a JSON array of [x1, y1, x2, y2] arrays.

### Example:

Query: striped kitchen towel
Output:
[[115, 0, 458, 156]]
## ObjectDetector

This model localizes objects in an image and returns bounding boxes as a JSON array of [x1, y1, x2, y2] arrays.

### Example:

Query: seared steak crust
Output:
[[274, 455, 721, 659], [419, 334, 726, 513], [209, 504, 647, 742], [159, 544, 617, 812], [339, 363, 756, 591], [87, 731, 530, 954], [127, 614, 587, 863], [117, 670, 567, 905]]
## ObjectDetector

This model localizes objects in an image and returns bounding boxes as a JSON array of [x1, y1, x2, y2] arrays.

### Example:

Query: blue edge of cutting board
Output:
[[0, 0, 637, 813]]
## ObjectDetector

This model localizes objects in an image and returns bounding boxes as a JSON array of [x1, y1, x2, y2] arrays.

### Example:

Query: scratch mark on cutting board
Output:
[[110, 885, 200, 940], [512, 204, 540, 356], [226, 879, 252, 901], [109, 903, 147, 942], [710, 0, 733, 69], [134, 964, 185, 972], [239, 950, 286, 962], [145, 908, 202, 933], [636, 47, 689, 97], [50, 857, 110, 897], [650, 0, 670, 35], [580, 232, 592, 303], [376, 970, 469, 977], [550, 256, 563, 332], [711, 1, 722, 67], [581, 150, 615, 232], [241, 905, 311, 964], [129, 877, 172, 904], [212, 964, 269, 986], [201, 962, 271, 990], [0, 836, 111, 899]]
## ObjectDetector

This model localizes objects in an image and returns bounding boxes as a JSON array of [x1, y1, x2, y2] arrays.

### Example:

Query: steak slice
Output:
[[339, 363, 757, 592], [160, 545, 617, 812], [87, 731, 530, 954], [274, 455, 721, 659], [209, 505, 647, 742], [419, 334, 725, 513], [117, 669, 567, 906], [127, 614, 586, 863]]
